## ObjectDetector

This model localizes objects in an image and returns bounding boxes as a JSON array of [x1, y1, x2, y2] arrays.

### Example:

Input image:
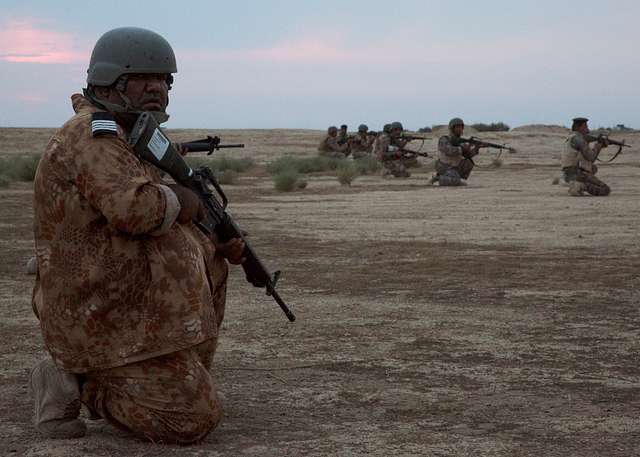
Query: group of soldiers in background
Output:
[[317, 119, 482, 183], [317, 116, 622, 195]]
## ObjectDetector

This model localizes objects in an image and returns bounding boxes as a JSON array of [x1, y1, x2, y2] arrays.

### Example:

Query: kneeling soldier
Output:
[[561, 117, 610, 196]]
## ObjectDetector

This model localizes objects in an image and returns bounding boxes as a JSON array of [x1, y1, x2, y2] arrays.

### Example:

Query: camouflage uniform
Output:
[[351, 132, 373, 159], [561, 132, 610, 196], [318, 134, 349, 158], [374, 133, 409, 178], [32, 94, 227, 443], [436, 135, 475, 186]]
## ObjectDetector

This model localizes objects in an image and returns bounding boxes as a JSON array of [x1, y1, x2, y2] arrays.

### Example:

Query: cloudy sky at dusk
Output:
[[1, 0, 638, 130]]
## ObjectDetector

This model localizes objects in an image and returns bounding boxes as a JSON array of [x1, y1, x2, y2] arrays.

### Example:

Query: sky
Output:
[[1, 0, 639, 130]]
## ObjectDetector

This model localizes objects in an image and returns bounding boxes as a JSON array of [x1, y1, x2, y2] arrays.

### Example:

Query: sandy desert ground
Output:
[[0, 126, 639, 456]]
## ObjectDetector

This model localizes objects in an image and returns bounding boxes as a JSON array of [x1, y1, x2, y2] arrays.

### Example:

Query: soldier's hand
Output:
[[599, 137, 610, 148], [174, 143, 189, 156], [462, 143, 472, 154], [217, 238, 246, 264], [169, 184, 204, 224]]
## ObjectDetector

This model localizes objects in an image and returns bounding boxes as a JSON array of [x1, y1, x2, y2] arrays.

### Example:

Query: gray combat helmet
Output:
[[358, 124, 368, 133], [87, 27, 177, 86], [391, 121, 404, 131], [448, 118, 464, 130]]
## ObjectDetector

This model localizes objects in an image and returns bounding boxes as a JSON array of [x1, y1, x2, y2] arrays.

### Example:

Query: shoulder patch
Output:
[[91, 112, 118, 137]]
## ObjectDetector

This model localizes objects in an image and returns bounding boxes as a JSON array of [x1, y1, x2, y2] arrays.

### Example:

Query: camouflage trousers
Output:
[[81, 338, 221, 444], [435, 159, 475, 186], [381, 159, 410, 178], [562, 166, 610, 196]]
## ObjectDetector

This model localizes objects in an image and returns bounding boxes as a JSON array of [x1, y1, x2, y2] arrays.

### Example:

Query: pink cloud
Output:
[[0, 19, 87, 64], [16, 93, 48, 103]]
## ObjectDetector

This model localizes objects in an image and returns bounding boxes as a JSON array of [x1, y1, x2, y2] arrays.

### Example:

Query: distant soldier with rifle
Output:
[[561, 117, 629, 196], [375, 121, 426, 178], [434, 118, 515, 186], [29, 27, 285, 444], [434, 118, 479, 186], [337, 124, 350, 146], [318, 125, 350, 158], [351, 124, 374, 158]]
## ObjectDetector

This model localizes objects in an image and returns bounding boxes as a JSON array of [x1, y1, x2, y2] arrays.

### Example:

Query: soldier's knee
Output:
[[149, 390, 222, 444]]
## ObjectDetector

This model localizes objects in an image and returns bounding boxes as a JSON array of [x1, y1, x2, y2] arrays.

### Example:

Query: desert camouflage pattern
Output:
[[438, 135, 464, 167], [82, 338, 223, 444], [562, 132, 603, 173], [373, 133, 409, 177], [32, 94, 226, 373], [561, 133, 609, 195], [318, 134, 349, 158], [350, 132, 373, 158]]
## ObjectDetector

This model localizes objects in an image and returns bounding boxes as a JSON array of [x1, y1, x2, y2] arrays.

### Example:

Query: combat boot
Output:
[[568, 181, 584, 196], [30, 359, 86, 439]]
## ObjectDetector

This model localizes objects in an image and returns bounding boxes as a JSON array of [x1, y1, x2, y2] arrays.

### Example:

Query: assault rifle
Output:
[[400, 134, 430, 141], [178, 135, 245, 155], [457, 136, 517, 153], [129, 113, 295, 322], [585, 134, 632, 149], [585, 133, 632, 163]]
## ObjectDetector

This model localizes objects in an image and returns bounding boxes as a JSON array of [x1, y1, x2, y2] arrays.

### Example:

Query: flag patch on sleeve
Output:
[[91, 112, 118, 137]]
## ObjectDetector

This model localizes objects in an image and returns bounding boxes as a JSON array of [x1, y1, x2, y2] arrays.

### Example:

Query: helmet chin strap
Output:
[[83, 77, 170, 125]]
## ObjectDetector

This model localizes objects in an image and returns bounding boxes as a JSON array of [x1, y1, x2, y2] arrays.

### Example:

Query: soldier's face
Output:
[[124, 73, 169, 112], [391, 128, 401, 138], [452, 125, 464, 136]]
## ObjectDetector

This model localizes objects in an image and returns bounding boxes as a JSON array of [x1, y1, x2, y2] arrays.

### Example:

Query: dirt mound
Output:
[[431, 125, 478, 136], [511, 124, 570, 134]]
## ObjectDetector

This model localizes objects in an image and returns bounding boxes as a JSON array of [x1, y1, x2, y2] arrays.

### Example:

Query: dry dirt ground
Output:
[[0, 127, 639, 457]]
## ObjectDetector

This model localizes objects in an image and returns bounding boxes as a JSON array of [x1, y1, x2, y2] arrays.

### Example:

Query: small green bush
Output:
[[216, 169, 238, 185], [470, 122, 510, 132], [0, 174, 11, 188], [0, 154, 41, 182], [273, 168, 301, 192], [267, 155, 345, 175], [185, 155, 254, 173], [336, 161, 359, 186], [354, 156, 381, 175]]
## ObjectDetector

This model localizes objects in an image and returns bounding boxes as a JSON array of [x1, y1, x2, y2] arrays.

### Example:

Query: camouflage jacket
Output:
[[32, 94, 226, 373], [318, 134, 349, 156], [562, 132, 603, 173], [373, 133, 398, 161], [350, 133, 373, 153], [438, 135, 464, 166]]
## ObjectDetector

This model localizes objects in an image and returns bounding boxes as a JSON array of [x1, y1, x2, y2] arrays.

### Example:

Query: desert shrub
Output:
[[470, 122, 510, 132], [418, 126, 432, 133], [354, 156, 381, 175], [185, 155, 253, 173], [273, 168, 301, 192], [0, 174, 10, 188], [0, 154, 41, 182], [267, 155, 345, 175], [336, 161, 359, 186], [216, 169, 238, 185]]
